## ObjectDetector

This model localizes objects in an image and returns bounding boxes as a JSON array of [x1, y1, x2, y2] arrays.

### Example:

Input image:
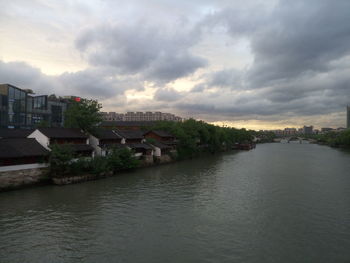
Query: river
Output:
[[1, 143, 350, 263]]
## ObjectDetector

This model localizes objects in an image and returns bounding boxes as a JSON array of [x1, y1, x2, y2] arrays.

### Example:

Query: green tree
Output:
[[49, 144, 74, 177], [36, 120, 50, 128], [64, 98, 102, 132], [150, 119, 254, 159], [107, 148, 139, 172]]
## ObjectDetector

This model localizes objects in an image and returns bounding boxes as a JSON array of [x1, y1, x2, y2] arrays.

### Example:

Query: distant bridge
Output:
[[273, 137, 316, 144]]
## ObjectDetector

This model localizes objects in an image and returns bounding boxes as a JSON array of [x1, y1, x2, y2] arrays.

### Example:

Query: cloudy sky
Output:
[[1, 0, 349, 129]]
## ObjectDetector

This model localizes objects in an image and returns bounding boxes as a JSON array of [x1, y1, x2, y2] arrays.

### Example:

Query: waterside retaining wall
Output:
[[0, 167, 49, 192]]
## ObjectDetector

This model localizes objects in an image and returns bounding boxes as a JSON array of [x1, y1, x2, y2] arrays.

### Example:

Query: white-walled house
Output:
[[113, 129, 145, 144], [0, 138, 49, 171], [89, 129, 123, 156], [146, 141, 171, 157], [28, 128, 93, 157], [143, 130, 178, 150], [112, 129, 154, 158]]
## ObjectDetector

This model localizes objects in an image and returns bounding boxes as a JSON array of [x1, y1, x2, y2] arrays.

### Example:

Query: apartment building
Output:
[[101, 111, 182, 122]]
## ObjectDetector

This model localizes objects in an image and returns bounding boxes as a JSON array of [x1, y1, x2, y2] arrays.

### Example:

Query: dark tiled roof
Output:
[[101, 144, 128, 150], [100, 121, 158, 127], [49, 143, 93, 153], [163, 141, 178, 146], [91, 129, 122, 140], [68, 144, 94, 153], [147, 141, 171, 149], [114, 129, 144, 139], [38, 128, 87, 139], [144, 130, 174, 138], [0, 138, 49, 158], [126, 143, 153, 150], [0, 128, 34, 139]]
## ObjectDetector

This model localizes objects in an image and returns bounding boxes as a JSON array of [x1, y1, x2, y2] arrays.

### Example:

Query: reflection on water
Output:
[[0, 144, 350, 263]]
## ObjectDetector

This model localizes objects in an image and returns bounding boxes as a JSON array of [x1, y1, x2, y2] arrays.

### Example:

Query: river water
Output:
[[1, 143, 350, 263]]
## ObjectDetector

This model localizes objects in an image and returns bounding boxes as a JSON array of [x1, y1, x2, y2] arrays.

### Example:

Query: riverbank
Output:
[[0, 146, 252, 192], [0, 156, 170, 192], [0, 167, 50, 192], [307, 129, 350, 148]]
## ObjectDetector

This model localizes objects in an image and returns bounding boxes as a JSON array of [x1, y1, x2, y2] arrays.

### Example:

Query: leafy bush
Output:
[[48, 144, 139, 177], [309, 130, 350, 148], [90, 156, 110, 175], [49, 144, 74, 177], [69, 158, 91, 175], [108, 148, 139, 171]]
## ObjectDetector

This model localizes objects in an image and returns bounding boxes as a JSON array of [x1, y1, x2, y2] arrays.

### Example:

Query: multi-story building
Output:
[[100, 112, 124, 121], [0, 84, 67, 128], [284, 128, 297, 136], [321, 128, 334, 133], [302, 125, 313, 135], [100, 111, 182, 122]]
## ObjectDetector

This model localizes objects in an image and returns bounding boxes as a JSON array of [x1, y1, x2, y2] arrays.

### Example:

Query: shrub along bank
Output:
[[49, 144, 139, 178], [309, 129, 350, 148]]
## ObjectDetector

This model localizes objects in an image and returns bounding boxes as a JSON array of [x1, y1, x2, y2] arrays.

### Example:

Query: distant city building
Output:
[[0, 84, 67, 128], [347, 106, 350, 129], [100, 121, 158, 130], [270, 126, 317, 136], [321, 128, 334, 133], [302, 125, 313, 135], [101, 111, 182, 122], [336, 127, 346, 132], [283, 128, 297, 136]]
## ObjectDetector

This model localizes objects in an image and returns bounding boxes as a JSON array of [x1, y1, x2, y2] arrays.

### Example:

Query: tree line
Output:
[[307, 130, 350, 148], [150, 119, 254, 159]]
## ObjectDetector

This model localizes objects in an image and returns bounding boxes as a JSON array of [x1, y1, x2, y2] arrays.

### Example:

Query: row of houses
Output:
[[0, 127, 177, 171]]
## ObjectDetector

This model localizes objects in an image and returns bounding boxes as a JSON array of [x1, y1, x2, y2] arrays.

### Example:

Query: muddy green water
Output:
[[1, 143, 350, 263]]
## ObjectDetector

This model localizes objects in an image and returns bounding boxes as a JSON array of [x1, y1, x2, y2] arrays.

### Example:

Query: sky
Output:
[[0, 0, 349, 130]]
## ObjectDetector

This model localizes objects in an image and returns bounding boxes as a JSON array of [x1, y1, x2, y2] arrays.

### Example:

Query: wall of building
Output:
[[0, 166, 48, 192], [152, 146, 161, 157], [28, 130, 50, 149], [50, 138, 87, 144], [89, 135, 103, 156]]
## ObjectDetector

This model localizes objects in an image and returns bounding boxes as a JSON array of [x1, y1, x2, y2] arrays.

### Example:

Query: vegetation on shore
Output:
[[307, 129, 350, 148], [150, 119, 254, 159], [64, 98, 102, 133], [49, 144, 139, 178], [251, 130, 276, 143]]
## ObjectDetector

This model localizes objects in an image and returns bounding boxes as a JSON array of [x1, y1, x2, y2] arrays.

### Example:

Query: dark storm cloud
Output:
[[2, 0, 350, 127], [189, 68, 243, 94], [180, 0, 350, 124], [76, 22, 207, 83], [208, 69, 242, 89], [190, 84, 206, 93], [58, 70, 117, 98], [146, 52, 207, 82], [154, 87, 183, 102], [199, 0, 350, 87], [248, 0, 350, 87], [0, 61, 57, 95], [0, 60, 133, 100]]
